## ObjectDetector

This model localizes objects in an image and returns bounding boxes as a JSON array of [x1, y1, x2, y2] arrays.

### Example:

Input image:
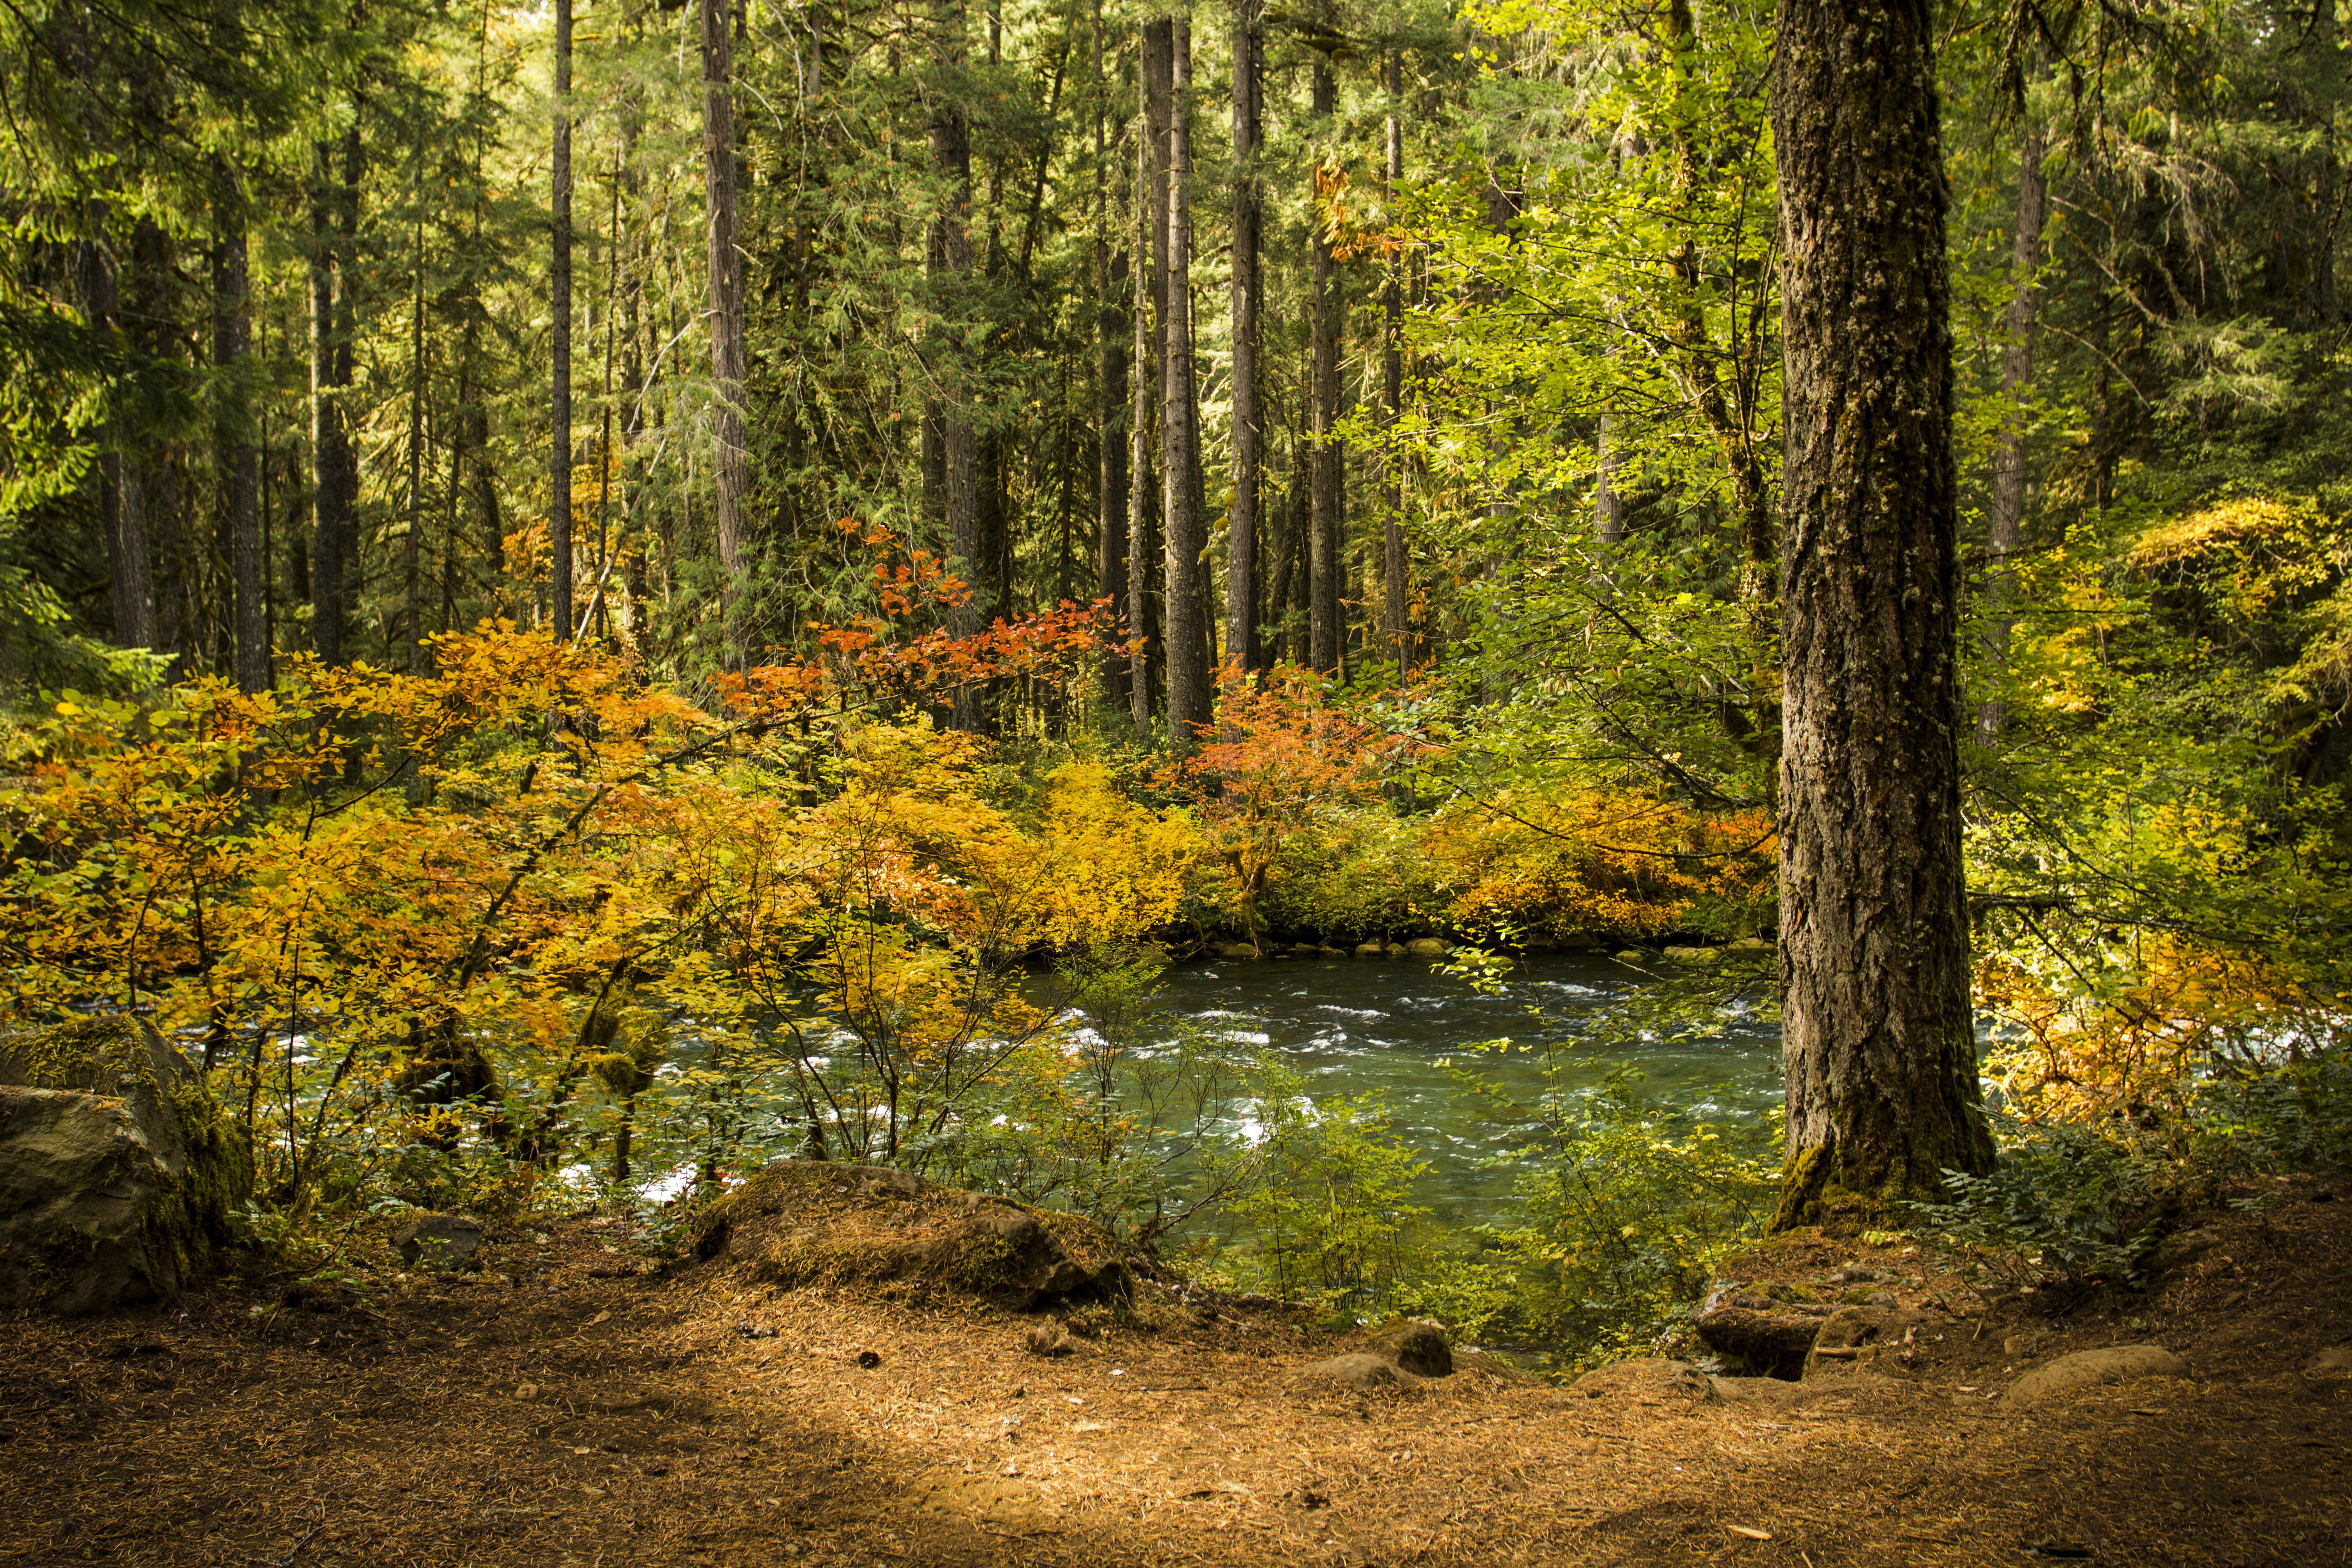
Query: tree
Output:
[[552, 0, 574, 642], [1769, 0, 1995, 1228], [1227, 0, 1262, 678], [703, 0, 750, 658], [1160, 15, 1207, 747]]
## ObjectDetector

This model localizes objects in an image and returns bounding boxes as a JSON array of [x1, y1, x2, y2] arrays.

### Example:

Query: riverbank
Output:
[[5, 1171, 2344, 1567]]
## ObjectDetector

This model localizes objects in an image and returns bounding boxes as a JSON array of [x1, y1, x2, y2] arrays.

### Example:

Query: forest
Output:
[[2, 0, 2350, 1367]]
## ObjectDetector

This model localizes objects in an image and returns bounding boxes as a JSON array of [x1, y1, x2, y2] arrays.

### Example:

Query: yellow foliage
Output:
[[1028, 761, 1198, 949], [2127, 496, 2342, 620]]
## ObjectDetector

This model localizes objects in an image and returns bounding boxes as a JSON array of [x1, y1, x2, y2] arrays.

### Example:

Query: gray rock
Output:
[[1404, 938, 1452, 959], [1300, 1352, 1426, 1393], [2006, 1345, 2188, 1406], [0, 1017, 252, 1314], [393, 1213, 485, 1269]]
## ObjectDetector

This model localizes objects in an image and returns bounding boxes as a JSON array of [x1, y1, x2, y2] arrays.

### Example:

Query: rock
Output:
[[1803, 1304, 1950, 1376], [1385, 943, 1409, 959], [692, 1161, 1122, 1310], [1613, 949, 1651, 963], [1570, 1358, 1720, 1404], [1300, 1352, 1426, 1393], [2143, 1228, 2220, 1275], [0, 1017, 253, 1313], [1661, 945, 1717, 962], [1728, 936, 1772, 951], [1211, 941, 1260, 961], [1694, 1292, 1827, 1379], [2303, 1347, 2352, 1377], [1404, 938, 1452, 959], [1368, 1318, 1453, 1377], [393, 1213, 484, 1269], [2006, 1345, 2189, 1406], [1355, 941, 1387, 959]]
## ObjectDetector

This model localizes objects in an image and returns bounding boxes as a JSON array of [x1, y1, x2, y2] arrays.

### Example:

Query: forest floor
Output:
[[3, 1173, 2347, 1568]]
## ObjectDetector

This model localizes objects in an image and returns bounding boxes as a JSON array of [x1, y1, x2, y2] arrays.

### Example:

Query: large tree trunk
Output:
[[1161, 17, 1207, 749], [702, 0, 750, 656], [1094, 8, 1131, 709], [1978, 113, 2044, 742], [212, 163, 265, 693], [930, 0, 980, 729], [1307, 53, 1344, 676], [552, 0, 575, 641], [308, 133, 359, 668], [1379, 47, 1408, 668], [86, 229, 156, 650], [1129, 26, 1167, 740], [1771, 0, 1995, 1229], [1226, 0, 1262, 680]]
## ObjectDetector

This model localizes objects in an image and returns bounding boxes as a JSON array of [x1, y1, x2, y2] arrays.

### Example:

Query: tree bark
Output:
[[87, 229, 156, 650], [1771, 0, 1995, 1229], [553, 0, 575, 641], [1129, 29, 1166, 739], [702, 0, 750, 654], [308, 133, 359, 668], [1379, 47, 1408, 669], [1095, 5, 1132, 709], [1978, 112, 2044, 741], [930, 0, 981, 728], [1308, 53, 1344, 675], [1227, 0, 1263, 680], [1161, 16, 1207, 749], [213, 163, 265, 693]]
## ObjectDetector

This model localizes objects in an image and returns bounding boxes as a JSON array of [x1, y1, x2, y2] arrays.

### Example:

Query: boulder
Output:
[[1613, 949, 1652, 964], [1384, 944, 1409, 959], [1210, 941, 1261, 962], [692, 1161, 1122, 1310], [1727, 936, 1773, 952], [0, 1016, 251, 1313], [1404, 938, 1452, 959], [1570, 1358, 1720, 1404], [1300, 1352, 1427, 1394], [393, 1213, 484, 1269], [1694, 1288, 1831, 1378], [1355, 941, 1387, 959], [1661, 945, 1717, 963], [2006, 1345, 2188, 1406]]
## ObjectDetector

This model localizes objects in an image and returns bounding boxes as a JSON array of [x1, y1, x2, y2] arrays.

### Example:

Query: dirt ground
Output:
[[4, 1173, 2347, 1568]]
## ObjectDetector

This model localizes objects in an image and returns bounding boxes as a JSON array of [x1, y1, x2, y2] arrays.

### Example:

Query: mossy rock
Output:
[[692, 1162, 1125, 1310], [0, 1016, 253, 1313]]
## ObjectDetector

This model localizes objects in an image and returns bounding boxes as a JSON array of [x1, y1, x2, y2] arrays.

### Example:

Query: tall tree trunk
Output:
[[1978, 113, 2044, 742], [1595, 409, 1627, 544], [1094, 5, 1131, 709], [1129, 30, 1166, 739], [553, 0, 575, 641], [405, 196, 428, 671], [88, 230, 156, 649], [1770, 0, 1995, 1229], [1308, 52, 1344, 675], [213, 164, 265, 693], [1379, 47, 1408, 668], [702, 0, 750, 654], [308, 135, 358, 668], [1226, 0, 1262, 679], [1161, 16, 1207, 749], [931, 0, 981, 729]]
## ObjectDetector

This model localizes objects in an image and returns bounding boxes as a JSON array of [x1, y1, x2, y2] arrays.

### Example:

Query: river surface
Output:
[[1152, 952, 1784, 1230]]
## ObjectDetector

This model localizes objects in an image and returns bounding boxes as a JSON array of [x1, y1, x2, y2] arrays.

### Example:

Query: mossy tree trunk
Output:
[[1770, 0, 1994, 1229]]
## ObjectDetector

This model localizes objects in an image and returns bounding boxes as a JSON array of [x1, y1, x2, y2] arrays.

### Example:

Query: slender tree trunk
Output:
[[1308, 53, 1344, 675], [1978, 112, 2044, 742], [553, 0, 575, 641], [1227, 0, 1262, 679], [1380, 47, 1408, 668], [1161, 17, 1207, 749], [1595, 409, 1627, 544], [931, 0, 981, 728], [702, 0, 750, 653], [1094, 5, 1131, 709], [88, 230, 156, 650], [1129, 34, 1165, 739], [1770, 0, 1995, 1229], [308, 136, 358, 668], [405, 198, 428, 671]]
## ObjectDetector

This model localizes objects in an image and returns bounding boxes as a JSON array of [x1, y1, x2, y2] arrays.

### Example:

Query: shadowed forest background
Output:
[[2, 0, 2350, 1364]]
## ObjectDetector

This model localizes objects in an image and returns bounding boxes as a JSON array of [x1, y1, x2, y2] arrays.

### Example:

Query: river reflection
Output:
[[1149, 951, 1784, 1229]]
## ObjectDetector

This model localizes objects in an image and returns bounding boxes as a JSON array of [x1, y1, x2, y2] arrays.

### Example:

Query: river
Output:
[[1150, 951, 1784, 1229]]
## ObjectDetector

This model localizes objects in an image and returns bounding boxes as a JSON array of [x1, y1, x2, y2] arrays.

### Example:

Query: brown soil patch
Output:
[[3, 1175, 2347, 1568]]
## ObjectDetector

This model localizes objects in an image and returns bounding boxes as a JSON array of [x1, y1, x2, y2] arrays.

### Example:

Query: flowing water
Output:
[[1152, 952, 1785, 1230]]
